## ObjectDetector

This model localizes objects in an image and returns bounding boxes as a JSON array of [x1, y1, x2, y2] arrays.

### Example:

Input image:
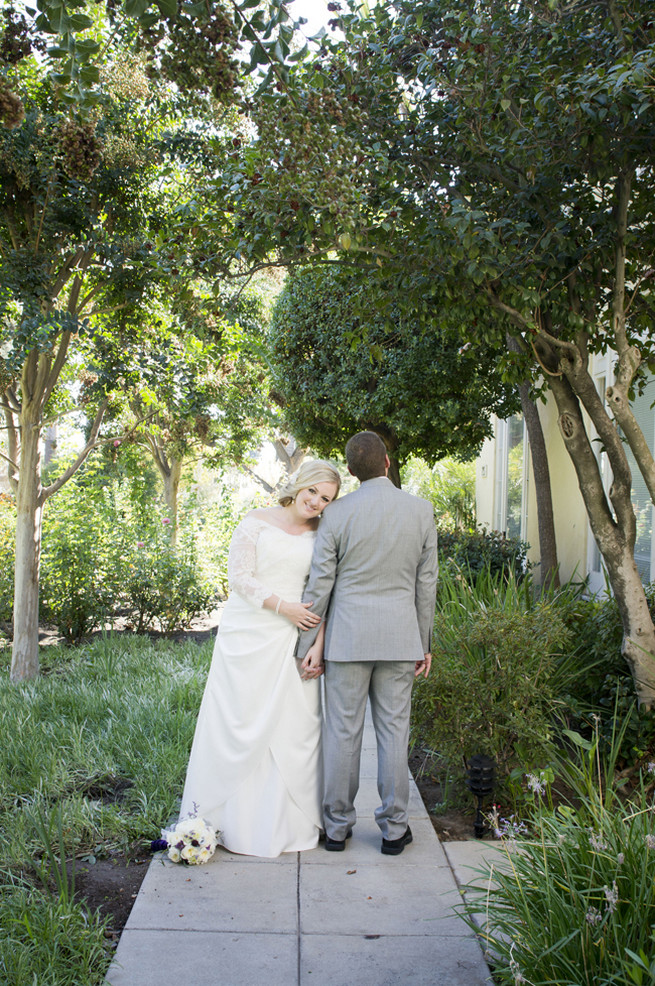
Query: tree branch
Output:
[[42, 331, 72, 410], [41, 397, 110, 503], [3, 408, 19, 492]]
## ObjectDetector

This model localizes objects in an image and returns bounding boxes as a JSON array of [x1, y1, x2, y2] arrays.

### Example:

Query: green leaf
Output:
[[250, 42, 268, 68], [79, 64, 100, 83], [75, 39, 101, 54], [155, 0, 177, 17], [562, 729, 593, 751], [138, 12, 160, 28], [69, 13, 94, 29], [125, 0, 152, 18]]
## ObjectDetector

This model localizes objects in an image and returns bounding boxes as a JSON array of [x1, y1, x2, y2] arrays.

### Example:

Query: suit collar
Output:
[[359, 476, 394, 488]]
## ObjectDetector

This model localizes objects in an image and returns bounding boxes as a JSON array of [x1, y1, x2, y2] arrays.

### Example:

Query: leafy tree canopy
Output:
[[269, 264, 519, 477], [223, 0, 655, 704]]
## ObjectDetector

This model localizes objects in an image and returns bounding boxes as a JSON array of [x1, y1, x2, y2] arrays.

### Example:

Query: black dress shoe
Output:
[[381, 826, 413, 856], [324, 830, 352, 852]]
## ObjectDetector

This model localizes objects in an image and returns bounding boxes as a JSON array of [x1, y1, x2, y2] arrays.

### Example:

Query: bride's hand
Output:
[[301, 646, 324, 680], [279, 600, 322, 630]]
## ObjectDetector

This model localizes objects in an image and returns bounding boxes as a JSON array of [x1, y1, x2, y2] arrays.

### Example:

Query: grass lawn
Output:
[[0, 633, 211, 986]]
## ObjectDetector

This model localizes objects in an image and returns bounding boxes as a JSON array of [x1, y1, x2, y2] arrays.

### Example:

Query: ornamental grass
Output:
[[462, 720, 655, 986], [0, 634, 210, 984]]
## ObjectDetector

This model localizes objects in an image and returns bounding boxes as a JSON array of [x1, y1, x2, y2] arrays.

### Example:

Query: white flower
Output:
[[644, 834, 655, 850], [526, 773, 546, 796], [604, 881, 618, 914], [509, 944, 525, 984], [585, 906, 602, 926], [161, 814, 218, 866], [589, 831, 608, 851]]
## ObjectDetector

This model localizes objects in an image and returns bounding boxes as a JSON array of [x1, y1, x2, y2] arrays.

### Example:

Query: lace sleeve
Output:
[[227, 518, 273, 608]]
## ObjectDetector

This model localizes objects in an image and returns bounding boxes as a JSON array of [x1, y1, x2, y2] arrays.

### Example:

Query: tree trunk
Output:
[[549, 371, 655, 707], [162, 458, 182, 546], [143, 432, 182, 545], [43, 422, 58, 468], [603, 538, 655, 705], [11, 409, 43, 682], [274, 435, 306, 476], [518, 384, 560, 589], [505, 335, 560, 589], [387, 454, 402, 488]]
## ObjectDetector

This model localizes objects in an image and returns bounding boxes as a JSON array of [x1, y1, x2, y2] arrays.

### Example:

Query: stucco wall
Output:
[[476, 394, 591, 584], [475, 435, 496, 532]]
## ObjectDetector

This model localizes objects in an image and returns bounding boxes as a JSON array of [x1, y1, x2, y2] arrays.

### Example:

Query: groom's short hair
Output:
[[346, 431, 388, 481]]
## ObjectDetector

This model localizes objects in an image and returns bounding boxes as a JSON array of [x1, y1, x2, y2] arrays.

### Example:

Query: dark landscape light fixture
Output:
[[466, 754, 496, 839]]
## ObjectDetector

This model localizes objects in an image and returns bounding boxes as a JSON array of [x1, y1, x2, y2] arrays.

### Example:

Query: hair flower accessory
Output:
[[151, 814, 218, 865]]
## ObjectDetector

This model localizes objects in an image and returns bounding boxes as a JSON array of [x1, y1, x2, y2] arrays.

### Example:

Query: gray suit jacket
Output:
[[297, 476, 438, 663]]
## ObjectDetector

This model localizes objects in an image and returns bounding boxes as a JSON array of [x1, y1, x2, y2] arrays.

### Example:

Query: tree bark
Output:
[[3, 407, 19, 492], [142, 431, 182, 544], [505, 335, 560, 589], [11, 404, 43, 682], [43, 422, 58, 468], [549, 371, 655, 707], [161, 457, 182, 546], [10, 383, 108, 681], [274, 435, 306, 475], [387, 454, 402, 488]]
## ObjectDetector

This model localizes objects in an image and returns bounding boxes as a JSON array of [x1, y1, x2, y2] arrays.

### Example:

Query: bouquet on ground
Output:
[[151, 814, 218, 865]]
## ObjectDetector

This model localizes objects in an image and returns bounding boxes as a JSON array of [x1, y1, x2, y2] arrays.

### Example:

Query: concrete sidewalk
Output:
[[107, 720, 499, 986]]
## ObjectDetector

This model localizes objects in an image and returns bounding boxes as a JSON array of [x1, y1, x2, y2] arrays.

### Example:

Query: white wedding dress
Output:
[[179, 515, 323, 857]]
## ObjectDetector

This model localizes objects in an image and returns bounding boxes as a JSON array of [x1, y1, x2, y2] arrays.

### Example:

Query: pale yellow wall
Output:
[[524, 394, 589, 584], [476, 394, 591, 583], [475, 436, 496, 531]]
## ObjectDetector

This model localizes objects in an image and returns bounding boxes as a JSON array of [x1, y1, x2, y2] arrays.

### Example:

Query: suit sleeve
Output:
[[296, 519, 339, 661], [415, 510, 439, 652]]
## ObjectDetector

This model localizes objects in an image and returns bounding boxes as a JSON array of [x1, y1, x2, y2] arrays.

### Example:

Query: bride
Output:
[[179, 460, 341, 857]]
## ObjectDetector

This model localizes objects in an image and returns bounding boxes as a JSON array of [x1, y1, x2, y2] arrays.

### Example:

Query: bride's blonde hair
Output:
[[278, 460, 341, 507]]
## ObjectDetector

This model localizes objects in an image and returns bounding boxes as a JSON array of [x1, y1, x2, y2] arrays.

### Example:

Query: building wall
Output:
[[475, 436, 496, 532], [476, 392, 591, 585]]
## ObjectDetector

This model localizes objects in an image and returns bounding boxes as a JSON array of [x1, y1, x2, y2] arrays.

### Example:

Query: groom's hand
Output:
[[414, 653, 432, 679], [300, 646, 324, 680]]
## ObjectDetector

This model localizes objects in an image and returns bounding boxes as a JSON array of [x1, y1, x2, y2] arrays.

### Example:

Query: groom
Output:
[[297, 431, 438, 855]]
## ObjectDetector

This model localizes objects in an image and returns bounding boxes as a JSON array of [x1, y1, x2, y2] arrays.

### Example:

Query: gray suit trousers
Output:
[[323, 660, 415, 841]]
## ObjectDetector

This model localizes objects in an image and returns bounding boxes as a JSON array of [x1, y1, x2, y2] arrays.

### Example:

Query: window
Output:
[[624, 379, 655, 583]]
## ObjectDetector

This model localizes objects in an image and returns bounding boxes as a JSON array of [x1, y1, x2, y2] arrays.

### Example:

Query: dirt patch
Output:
[[73, 850, 150, 941], [409, 752, 482, 842]]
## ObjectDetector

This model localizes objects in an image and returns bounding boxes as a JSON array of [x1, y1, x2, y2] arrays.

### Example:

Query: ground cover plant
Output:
[[0, 634, 210, 984], [462, 724, 655, 985]]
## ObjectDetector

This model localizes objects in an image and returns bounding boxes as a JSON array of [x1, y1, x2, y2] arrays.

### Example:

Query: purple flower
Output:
[[137, 541, 145, 548], [150, 838, 168, 852]]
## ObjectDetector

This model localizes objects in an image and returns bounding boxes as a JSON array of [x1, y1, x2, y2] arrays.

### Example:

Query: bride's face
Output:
[[295, 482, 338, 519]]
